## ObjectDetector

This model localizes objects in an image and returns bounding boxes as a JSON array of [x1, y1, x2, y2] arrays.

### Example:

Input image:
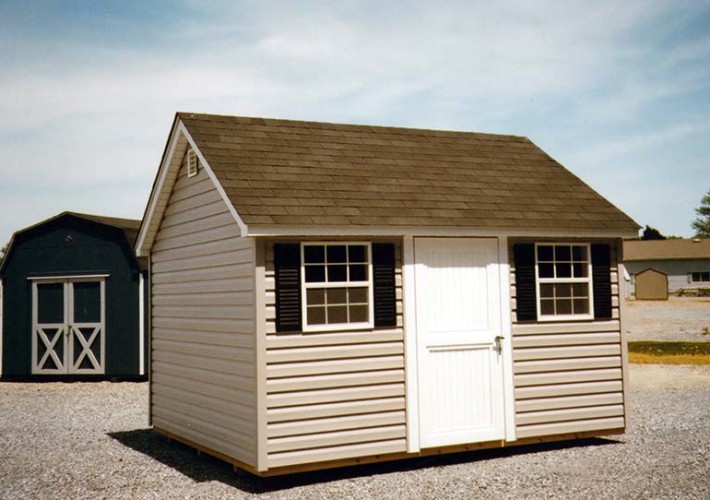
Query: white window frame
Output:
[[535, 242, 595, 322], [300, 242, 374, 332], [689, 271, 710, 283]]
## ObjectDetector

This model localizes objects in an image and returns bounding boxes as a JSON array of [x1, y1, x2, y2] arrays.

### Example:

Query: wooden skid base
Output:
[[154, 426, 625, 477]]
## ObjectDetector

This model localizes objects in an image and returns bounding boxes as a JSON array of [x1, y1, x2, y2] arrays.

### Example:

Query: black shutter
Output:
[[274, 243, 302, 332], [591, 244, 612, 320], [514, 244, 537, 322], [372, 243, 396, 327]]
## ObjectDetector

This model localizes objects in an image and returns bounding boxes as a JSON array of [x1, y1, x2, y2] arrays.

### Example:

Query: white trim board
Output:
[[135, 118, 248, 257], [27, 274, 110, 281], [179, 122, 248, 237]]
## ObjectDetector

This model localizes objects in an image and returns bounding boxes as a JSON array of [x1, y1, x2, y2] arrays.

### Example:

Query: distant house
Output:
[[624, 239, 710, 297], [0, 212, 147, 379], [136, 113, 639, 476]]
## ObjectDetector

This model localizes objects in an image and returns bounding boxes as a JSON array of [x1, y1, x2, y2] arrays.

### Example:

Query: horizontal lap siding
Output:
[[263, 240, 406, 469], [510, 241, 625, 439], [151, 161, 257, 467]]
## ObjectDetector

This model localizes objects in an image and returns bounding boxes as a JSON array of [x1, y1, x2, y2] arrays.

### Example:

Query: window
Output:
[[536, 243, 594, 320], [690, 271, 710, 283], [301, 243, 373, 330]]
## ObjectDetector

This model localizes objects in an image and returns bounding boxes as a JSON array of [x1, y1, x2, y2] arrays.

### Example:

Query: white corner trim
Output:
[[402, 236, 420, 453], [0, 280, 3, 377], [497, 236, 517, 442], [135, 119, 183, 257], [139, 272, 145, 376], [179, 122, 249, 237]]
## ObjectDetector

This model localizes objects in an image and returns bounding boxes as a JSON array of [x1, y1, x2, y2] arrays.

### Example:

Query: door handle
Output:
[[494, 335, 504, 353]]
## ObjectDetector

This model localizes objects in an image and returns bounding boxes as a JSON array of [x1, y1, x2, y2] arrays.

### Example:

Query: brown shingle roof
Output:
[[624, 239, 710, 261], [179, 113, 639, 233]]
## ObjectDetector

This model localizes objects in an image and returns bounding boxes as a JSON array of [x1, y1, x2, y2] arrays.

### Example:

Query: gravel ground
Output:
[[624, 297, 710, 342], [1, 364, 708, 499]]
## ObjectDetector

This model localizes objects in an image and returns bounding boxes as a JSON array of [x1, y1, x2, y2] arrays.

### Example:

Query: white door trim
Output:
[[402, 236, 420, 453], [497, 236, 516, 441]]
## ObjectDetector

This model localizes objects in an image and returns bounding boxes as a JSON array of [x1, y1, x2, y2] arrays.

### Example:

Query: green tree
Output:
[[642, 225, 666, 240], [692, 188, 710, 237]]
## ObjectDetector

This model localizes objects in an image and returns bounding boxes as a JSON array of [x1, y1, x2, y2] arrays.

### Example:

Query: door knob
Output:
[[494, 335, 504, 353]]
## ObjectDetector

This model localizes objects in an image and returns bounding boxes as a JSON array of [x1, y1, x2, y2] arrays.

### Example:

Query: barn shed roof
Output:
[[177, 113, 639, 233], [0, 212, 142, 275]]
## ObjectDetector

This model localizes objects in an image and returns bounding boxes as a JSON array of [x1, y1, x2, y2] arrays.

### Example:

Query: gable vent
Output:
[[186, 149, 199, 177]]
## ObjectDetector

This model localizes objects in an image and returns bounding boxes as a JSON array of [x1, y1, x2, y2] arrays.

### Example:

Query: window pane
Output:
[[572, 283, 588, 298], [307, 307, 326, 325], [349, 305, 369, 322], [556, 263, 571, 278], [73, 282, 101, 323], [540, 284, 555, 298], [539, 263, 554, 278], [305, 265, 325, 283], [37, 283, 65, 324], [327, 265, 347, 282], [572, 262, 588, 278], [557, 299, 572, 315], [537, 245, 553, 261], [306, 288, 325, 305], [327, 245, 346, 263], [327, 287, 347, 305], [555, 246, 571, 261], [572, 246, 587, 261], [327, 306, 348, 324], [555, 283, 573, 298], [304, 245, 325, 264], [348, 245, 367, 263], [349, 264, 367, 281], [348, 287, 368, 303], [573, 298, 589, 314], [540, 299, 555, 315]]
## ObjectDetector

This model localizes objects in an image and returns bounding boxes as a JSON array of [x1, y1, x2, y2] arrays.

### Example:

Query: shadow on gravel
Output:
[[109, 429, 622, 495]]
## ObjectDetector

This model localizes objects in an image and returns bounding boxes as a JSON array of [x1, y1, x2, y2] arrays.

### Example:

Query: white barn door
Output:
[[415, 238, 505, 448], [32, 278, 106, 375]]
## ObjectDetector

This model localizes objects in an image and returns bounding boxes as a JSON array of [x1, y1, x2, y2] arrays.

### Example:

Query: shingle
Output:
[[178, 113, 639, 232]]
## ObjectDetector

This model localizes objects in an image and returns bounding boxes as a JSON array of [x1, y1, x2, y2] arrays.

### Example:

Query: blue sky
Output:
[[1, 0, 709, 247]]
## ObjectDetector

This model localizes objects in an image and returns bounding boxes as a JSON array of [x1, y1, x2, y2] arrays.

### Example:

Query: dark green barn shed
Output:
[[0, 212, 147, 379]]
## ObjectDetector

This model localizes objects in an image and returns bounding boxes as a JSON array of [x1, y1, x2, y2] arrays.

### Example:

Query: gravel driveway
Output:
[[1, 364, 708, 499], [624, 297, 710, 342]]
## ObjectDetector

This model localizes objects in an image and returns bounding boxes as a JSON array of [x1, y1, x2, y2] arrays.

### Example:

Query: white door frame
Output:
[[31, 276, 107, 375], [403, 236, 516, 453]]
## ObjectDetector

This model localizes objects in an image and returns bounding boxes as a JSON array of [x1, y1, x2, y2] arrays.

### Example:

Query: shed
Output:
[[0, 212, 147, 379], [634, 268, 669, 300], [623, 239, 710, 295], [136, 113, 640, 476]]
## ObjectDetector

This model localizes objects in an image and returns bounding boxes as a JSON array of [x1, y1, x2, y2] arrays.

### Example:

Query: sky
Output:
[[1, 0, 709, 248]]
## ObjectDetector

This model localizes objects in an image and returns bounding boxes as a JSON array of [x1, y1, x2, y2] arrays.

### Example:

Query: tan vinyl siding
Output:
[[262, 239, 406, 469], [150, 158, 257, 467], [510, 240, 626, 439]]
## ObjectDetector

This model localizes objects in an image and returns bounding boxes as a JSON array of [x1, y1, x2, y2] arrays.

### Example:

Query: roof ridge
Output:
[[176, 111, 531, 141]]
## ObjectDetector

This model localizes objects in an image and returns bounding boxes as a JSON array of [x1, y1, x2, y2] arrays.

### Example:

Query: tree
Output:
[[642, 225, 666, 240], [692, 188, 710, 237]]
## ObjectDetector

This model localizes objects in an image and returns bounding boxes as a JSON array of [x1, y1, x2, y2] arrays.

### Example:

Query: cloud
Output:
[[0, 0, 709, 243]]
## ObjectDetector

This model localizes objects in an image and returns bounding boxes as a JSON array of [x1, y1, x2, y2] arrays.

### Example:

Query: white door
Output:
[[32, 279, 106, 375], [415, 238, 505, 448]]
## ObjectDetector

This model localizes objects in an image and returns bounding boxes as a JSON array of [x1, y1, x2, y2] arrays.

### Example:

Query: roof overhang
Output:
[[246, 225, 639, 239], [135, 116, 247, 257]]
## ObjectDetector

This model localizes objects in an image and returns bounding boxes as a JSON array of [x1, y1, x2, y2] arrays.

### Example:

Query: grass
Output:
[[628, 341, 710, 365]]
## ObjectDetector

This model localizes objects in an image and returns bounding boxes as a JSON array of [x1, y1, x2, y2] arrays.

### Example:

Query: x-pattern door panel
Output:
[[32, 279, 105, 375]]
